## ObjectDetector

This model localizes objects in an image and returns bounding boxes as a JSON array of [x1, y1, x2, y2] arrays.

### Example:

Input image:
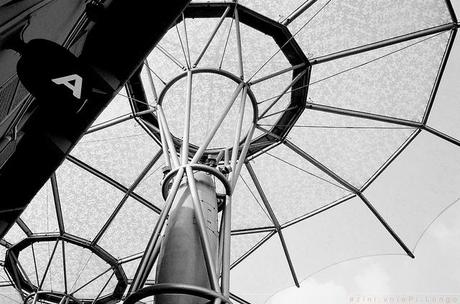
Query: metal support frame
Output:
[[4, 234, 127, 304], [127, 33, 259, 303], [116, 3, 460, 304], [124, 283, 231, 304], [129, 2, 309, 160]]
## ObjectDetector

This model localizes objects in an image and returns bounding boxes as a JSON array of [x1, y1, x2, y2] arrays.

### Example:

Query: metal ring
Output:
[[23, 291, 82, 304], [123, 283, 231, 304], [161, 164, 232, 200]]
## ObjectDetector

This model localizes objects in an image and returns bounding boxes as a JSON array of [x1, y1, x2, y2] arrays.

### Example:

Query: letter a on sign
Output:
[[51, 74, 83, 99]]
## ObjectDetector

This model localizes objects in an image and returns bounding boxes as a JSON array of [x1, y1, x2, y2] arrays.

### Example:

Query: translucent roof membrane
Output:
[[242, 145, 351, 224], [71, 119, 161, 188], [231, 176, 273, 230], [0, 285, 21, 304], [2, 224, 26, 245], [56, 161, 126, 240], [98, 198, 159, 259], [231, 196, 402, 303], [1, 1, 459, 303], [308, 32, 450, 122], [20, 181, 59, 234], [288, 111, 416, 188]]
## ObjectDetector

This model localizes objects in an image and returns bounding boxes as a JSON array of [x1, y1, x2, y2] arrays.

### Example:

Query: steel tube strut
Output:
[[91, 272, 115, 304], [357, 193, 414, 258], [185, 167, 220, 291], [51, 173, 65, 234], [245, 162, 300, 287], [259, 70, 307, 119], [129, 167, 185, 294], [221, 195, 232, 297], [157, 105, 181, 168], [304, 102, 421, 128], [444, 0, 458, 23], [250, 63, 306, 86], [230, 231, 276, 270], [66, 155, 161, 214], [221, 86, 249, 297], [232, 124, 256, 191], [282, 0, 319, 26], [310, 23, 457, 65], [144, 60, 159, 101], [16, 218, 32, 237], [191, 82, 245, 163], [422, 29, 457, 124], [361, 129, 421, 192], [181, 70, 193, 165], [194, 6, 231, 67], [234, 5, 244, 79], [85, 109, 155, 135], [38, 240, 59, 290], [424, 125, 460, 147], [61, 241, 68, 294], [284, 140, 358, 193], [92, 150, 162, 245]]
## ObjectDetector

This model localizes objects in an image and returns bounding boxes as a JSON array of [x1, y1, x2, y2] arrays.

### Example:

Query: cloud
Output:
[[353, 263, 391, 294], [266, 278, 348, 304]]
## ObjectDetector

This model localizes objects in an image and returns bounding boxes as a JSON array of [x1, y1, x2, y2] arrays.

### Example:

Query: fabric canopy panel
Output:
[[1, 0, 459, 304]]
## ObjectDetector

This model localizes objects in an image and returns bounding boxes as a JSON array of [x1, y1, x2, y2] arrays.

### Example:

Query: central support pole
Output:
[[155, 171, 219, 304]]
